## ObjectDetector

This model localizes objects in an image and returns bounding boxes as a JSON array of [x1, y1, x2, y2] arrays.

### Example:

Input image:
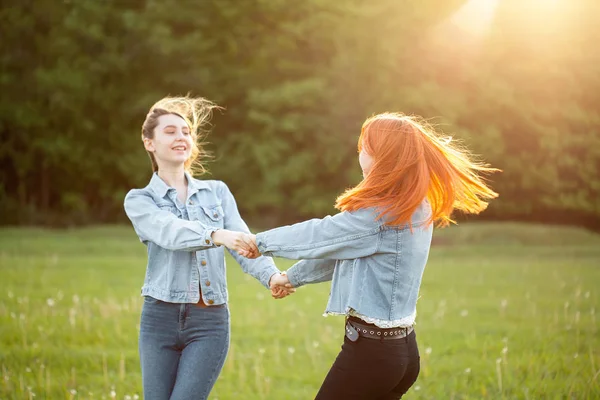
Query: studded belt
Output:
[[345, 319, 414, 342]]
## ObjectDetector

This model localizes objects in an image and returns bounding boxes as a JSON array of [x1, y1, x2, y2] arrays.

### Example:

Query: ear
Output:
[[143, 138, 155, 152]]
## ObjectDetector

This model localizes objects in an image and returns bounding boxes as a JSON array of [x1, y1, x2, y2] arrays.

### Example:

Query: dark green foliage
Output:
[[1, 0, 598, 228]]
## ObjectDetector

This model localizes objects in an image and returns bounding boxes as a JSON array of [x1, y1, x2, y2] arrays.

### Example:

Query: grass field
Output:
[[0, 223, 599, 399]]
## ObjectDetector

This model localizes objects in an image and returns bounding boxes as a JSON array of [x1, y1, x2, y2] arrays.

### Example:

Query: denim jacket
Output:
[[256, 201, 433, 327], [124, 172, 280, 304]]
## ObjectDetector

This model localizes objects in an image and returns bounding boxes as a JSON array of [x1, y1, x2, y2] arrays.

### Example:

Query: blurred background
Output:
[[1, 1, 599, 399], [1, 0, 599, 230]]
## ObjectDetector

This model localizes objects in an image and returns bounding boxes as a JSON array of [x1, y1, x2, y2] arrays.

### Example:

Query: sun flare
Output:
[[444, 0, 569, 39], [447, 0, 500, 38]]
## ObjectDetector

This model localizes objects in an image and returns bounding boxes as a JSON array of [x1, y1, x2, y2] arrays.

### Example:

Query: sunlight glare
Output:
[[448, 0, 500, 38]]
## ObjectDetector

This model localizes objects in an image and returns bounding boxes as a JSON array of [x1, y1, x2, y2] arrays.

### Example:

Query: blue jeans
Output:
[[139, 297, 230, 400]]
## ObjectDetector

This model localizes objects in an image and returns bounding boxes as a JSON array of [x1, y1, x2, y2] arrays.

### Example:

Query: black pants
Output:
[[315, 323, 420, 400]]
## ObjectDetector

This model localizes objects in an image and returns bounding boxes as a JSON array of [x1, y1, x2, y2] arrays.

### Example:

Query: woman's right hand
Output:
[[211, 230, 260, 258], [269, 272, 295, 299]]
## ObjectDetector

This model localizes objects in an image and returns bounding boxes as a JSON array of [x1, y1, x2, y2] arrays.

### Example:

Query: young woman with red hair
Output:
[[248, 113, 499, 399]]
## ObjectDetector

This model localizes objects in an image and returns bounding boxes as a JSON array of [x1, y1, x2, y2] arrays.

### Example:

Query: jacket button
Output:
[[207, 299, 214, 305], [201, 260, 207, 266], [213, 213, 218, 218], [205, 239, 210, 244], [205, 280, 211, 286]]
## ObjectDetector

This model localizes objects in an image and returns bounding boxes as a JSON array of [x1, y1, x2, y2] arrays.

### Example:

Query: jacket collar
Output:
[[149, 171, 211, 198]]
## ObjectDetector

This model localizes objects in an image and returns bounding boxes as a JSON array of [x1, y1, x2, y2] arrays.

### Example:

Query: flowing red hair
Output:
[[335, 113, 499, 227]]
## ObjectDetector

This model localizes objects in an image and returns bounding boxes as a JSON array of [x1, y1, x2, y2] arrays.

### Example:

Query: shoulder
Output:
[[124, 187, 149, 202], [124, 187, 155, 209], [334, 207, 383, 228], [189, 178, 238, 208], [346, 207, 381, 221], [412, 200, 432, 223], [190, 178, 232, 197]]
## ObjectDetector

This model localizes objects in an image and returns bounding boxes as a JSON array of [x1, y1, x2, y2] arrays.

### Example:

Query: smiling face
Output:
[[143, 114, 193, 170]]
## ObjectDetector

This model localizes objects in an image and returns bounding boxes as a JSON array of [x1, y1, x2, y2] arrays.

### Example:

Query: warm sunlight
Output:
[[515, 0, 570, 29], [444, 0, 569, 39], [447, 0, 501, 38]]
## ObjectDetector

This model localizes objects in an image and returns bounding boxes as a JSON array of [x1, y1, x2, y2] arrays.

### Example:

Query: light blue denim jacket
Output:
[[124, 172, 280, 304], [256, 201, 433, 326]]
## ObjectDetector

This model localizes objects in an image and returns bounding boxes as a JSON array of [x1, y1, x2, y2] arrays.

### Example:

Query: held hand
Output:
[[211, 230, 260, 258], [237, 234, 259, 259], [269, 272, 296, 299]]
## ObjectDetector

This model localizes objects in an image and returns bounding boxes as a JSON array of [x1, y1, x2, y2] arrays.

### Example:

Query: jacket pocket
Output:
[[201, 204, 225, 227]]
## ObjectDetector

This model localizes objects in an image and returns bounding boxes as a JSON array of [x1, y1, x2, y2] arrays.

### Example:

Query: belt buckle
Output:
[[345, 321, 359, 342]]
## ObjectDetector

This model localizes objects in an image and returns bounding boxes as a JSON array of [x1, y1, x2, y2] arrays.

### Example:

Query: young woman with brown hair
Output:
[[124, 96, 290, 400]]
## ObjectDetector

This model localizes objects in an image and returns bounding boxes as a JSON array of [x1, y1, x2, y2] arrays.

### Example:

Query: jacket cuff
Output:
[[202, 226, 221, 247], [261, 264, 281, 289], [256, 232, 269, 254], [286, 264, 304, 288]]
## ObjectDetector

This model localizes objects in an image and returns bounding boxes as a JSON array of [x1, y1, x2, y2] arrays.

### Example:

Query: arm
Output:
[[219, 182, 280, 289], [255, 208, 383, 260], [124, 189, 218, 252], [285, 259, 336, 288]]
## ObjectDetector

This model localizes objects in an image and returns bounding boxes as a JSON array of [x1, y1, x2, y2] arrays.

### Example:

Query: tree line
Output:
[[1, 0, 598, 230]]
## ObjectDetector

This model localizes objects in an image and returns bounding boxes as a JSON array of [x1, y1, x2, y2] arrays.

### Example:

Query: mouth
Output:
[[172, 145, 187, 151]]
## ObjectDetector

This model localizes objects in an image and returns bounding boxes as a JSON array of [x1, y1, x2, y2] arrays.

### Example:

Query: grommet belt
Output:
[[345, 319, 413, 341]]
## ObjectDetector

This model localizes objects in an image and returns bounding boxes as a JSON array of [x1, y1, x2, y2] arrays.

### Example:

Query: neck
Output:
[[157, 165, 187, 188]]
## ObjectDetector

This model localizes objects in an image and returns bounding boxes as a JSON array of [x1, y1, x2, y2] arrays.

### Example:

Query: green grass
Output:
[[0, 223, 599, 399]]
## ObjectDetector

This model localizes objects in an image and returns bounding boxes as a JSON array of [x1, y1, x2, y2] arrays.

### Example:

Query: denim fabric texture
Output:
[[256, 201, 433, 325], [124, 172, 280, 304], [139, 296, 230, 400]]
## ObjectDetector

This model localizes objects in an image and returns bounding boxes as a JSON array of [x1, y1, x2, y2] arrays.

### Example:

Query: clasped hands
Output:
[[211, 229, 295, 299]]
